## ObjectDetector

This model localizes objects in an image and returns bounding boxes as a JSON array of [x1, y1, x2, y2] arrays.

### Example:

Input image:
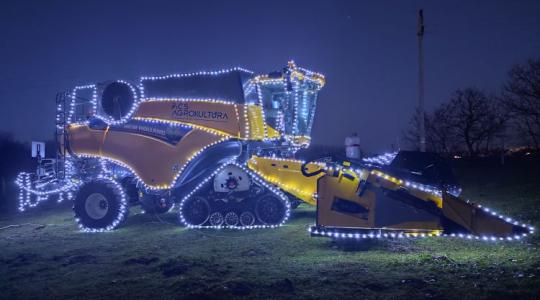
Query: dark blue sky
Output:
[[1, 0, 539, 152]]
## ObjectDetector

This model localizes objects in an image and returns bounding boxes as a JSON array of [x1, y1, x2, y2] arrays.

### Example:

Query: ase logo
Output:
[[171, 103, 229, 122]]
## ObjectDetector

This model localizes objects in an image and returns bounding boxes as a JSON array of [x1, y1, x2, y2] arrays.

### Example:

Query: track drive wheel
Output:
[[73, 178, 128, 231], [255, 193, 288, 225], [181, 196, 210, 226]]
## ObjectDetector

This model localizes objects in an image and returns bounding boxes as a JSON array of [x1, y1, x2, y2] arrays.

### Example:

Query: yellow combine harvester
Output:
[[16, 61, 533, 241]]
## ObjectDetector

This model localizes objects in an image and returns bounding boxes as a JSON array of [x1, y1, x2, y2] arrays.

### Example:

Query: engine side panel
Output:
[[67, 124, 224, 189], [134, 100, 241, 137]]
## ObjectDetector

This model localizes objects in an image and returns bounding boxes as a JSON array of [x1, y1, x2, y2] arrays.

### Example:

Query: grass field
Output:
[[1, 156, 539, 299]]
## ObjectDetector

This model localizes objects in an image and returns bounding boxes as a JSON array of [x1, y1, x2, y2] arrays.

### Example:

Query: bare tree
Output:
[[427, 104, 457, 154], [446, 88, 506, 156], [502, 58, 540, 149], [403, 88, 507, 155], [403, 107, 455, 153]]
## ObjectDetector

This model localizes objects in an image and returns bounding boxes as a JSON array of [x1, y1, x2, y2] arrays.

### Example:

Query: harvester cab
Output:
[[250, 60, 322, 148]]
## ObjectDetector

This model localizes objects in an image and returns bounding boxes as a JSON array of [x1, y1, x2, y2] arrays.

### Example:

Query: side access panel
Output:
[[67, 124, 225, 189], [316, 174, 441, 231], [316, 174, 375, 228]]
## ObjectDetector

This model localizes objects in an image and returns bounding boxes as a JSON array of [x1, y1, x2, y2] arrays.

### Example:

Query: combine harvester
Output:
[[16, 61, 533, 241]]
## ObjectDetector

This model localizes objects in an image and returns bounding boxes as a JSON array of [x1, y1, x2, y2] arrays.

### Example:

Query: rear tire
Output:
[[73, 178, 128, 231]]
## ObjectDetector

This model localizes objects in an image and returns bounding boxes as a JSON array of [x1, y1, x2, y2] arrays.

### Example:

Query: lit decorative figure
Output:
[[15, 62, 323, 232], [13, 62, 534, 242]]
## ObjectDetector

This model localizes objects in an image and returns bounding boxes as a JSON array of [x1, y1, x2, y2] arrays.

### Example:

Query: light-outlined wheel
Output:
[[240, 211, 255, 226], [73, 178, 128, 231], [255, 194, 287, 225], [224, 212, 239, 226], [181, 196, 210, 226], [209, 212, 224, 226]]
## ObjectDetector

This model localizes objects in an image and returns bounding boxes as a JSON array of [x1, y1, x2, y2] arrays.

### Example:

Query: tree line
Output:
[[403, 58, 540, 156]]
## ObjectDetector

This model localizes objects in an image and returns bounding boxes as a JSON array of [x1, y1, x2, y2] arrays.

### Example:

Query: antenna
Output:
[[417, 9, 426, 152]]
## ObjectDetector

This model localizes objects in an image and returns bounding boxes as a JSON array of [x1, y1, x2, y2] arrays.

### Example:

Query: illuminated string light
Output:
[[139, 67, 254, 99], [15, 172, 78, 212], [144, 97, 237, 105], [362, 151, 398, 166], [308, 226, 442, 240], [254, 82, 269, 139], [370, 169, 442, 197], [308, 226, 532, 242]]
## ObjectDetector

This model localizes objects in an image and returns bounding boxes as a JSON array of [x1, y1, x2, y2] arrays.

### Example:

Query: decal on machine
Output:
[[171, 103, 229, 123], [112, 120, 190, 145]]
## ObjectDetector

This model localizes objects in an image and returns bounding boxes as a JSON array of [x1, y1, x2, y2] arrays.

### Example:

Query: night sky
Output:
[[1, 0, 539, 153]]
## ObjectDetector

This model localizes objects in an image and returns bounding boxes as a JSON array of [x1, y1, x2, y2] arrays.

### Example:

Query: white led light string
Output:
[[362, 151, 398, 166], [308, 227, 442, 240], [309, 226, 532, 242], [139, 67, 254, 99], [15, 172, 78, 212], [254, 81, 270, 140]]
